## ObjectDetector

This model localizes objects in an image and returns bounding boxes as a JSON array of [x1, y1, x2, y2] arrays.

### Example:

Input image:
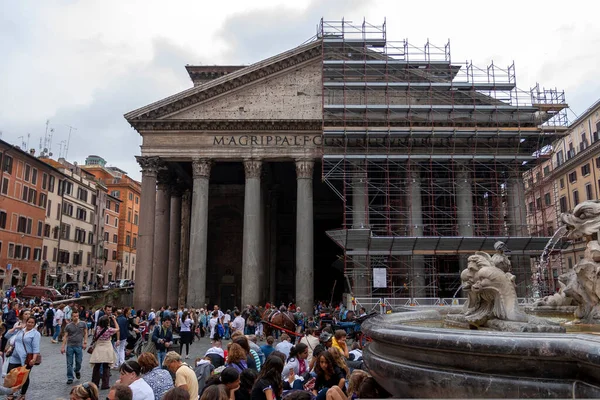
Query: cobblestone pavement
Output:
[[23, 334, 214, 400]]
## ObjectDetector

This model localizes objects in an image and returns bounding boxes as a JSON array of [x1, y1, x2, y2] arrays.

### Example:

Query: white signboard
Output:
[[373, 268, 387, 288]]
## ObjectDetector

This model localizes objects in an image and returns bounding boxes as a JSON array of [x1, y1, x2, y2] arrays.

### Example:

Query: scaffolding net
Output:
[[318, 19, 568, 300]]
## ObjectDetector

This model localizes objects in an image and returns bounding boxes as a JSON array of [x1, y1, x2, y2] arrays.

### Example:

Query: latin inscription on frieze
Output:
[[213, 135, 322, 146]]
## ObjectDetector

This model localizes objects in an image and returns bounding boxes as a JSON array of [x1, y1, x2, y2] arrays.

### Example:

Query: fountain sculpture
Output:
[[361, 200, 600, 398], [534, 200, 600, 322]]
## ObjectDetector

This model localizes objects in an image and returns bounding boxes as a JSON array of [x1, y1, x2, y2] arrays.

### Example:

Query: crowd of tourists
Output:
[[0, 293, 386, 400]]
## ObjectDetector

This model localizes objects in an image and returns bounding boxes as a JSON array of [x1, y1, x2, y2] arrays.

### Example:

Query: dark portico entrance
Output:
[[203, 160, 343, 308]]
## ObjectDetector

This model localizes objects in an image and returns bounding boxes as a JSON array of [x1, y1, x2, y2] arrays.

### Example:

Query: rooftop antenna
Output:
[[63, 125, 76, 160], [17, 136, 26, 148], [58, 140, 66, 159]]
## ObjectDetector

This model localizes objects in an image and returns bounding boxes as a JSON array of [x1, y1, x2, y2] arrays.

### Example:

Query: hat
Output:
[[319, 331, 333, 342]]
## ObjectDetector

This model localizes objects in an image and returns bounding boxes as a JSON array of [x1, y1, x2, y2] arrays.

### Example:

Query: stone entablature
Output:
[[141, 131, 323, 161]]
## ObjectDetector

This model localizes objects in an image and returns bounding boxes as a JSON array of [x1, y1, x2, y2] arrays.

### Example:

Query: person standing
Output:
[[90, 315, 120, 390], [60, 301, 73, 341], [230, 310, 245, 336], [51, 304, 65, 343], [5, 316, 41, 398], [179, 311, 193, 359], [151, 317, 173, 368], [62, 310, 88, 384], [44, 304, 55, 337], [115, 309, 129, 368]]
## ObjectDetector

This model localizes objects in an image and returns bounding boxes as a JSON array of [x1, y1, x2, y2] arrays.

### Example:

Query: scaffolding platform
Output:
[[317, 18, 568, 300]]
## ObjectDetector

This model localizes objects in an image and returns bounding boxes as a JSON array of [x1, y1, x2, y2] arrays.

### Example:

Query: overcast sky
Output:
[[1, 0, 599, 181]]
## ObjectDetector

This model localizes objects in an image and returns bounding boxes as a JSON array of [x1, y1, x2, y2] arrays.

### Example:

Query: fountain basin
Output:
[[362, 309, 600, 398]]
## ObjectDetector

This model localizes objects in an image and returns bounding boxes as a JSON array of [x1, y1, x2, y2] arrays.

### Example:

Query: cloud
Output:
[[216, 0, 368, 64]]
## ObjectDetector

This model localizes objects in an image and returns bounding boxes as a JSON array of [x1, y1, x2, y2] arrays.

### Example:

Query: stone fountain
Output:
[[533, 200, 600, 322], [362, 200, 600, 398]]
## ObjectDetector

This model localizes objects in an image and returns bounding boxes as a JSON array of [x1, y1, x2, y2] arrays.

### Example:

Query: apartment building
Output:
[[524, 98, 600, 292], [523, 158, 564, 293], [0, 141, 57, 288], [83, 155, 140, 282], [552, 99, 600, 271], [40, 168, 64, 286], [103, 193, 121, 282], [41, 158, 98, 286]]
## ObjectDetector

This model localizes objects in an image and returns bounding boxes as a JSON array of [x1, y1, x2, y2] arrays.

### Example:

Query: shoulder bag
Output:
[[87, 327, 108, 355], [23, 330, 41, 365]]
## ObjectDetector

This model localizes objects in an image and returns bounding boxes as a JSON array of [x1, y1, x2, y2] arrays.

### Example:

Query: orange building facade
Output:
[[0, 142, 56, 288], [83, 157, 140, 282]]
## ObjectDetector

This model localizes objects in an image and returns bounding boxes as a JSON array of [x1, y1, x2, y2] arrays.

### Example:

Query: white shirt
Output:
[[129, 378, 154, 400], [205, 346, 225, 358], [349, 349, 363, 360], [223, 314, 231, 324], [208, 317, 218, 339], [53, 309, 64, 326], [148, 311, 156, 322], [275, 340, 294, 360], [180, 318, 192, 332], [231, 316, 245, 333]]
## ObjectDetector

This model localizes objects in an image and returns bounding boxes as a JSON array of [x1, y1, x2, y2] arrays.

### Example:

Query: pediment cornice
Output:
[[125, 41, 322, 124], [134, 119, 322, 132]]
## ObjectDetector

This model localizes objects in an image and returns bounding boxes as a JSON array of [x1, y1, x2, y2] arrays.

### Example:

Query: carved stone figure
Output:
[[553, 200, 600, 322], [448, 247, 562, 332]]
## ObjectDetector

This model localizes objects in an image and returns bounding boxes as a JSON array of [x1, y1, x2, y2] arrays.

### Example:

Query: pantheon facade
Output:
[[126, 21, 566, 312], [126, 42, 331, 312]]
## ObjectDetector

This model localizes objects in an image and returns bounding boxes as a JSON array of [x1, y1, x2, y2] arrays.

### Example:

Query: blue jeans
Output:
[[224, 324, 230, 339], [66, 345, 83, 380], [157, 351, 166, 368], [316, 388, 329, 400], [53, 325, 61, 340]]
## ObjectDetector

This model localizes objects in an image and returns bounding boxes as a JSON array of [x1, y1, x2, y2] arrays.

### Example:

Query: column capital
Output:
[[191, 159, 212, 178], [243, 159, 262, 179], [295, 159, 314, 179], [136, 156, 161, 177]]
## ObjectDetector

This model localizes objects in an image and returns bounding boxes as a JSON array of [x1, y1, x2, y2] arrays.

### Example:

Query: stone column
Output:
[[455, 163, 474, 275], [456, 163, 474, 237], [133, 156, 159, 311], [167, 183, 182, 308], [409, 164, 426, 298], [152, 168, 171, 309], [351, 160, 370, 297], [507, 170, 527, 236], [178, 189, 191, 308], [296, 159, 314, 313], [268, 191, 278, 303], [242, 159, 262, 307], [187, 159, 212, 308]]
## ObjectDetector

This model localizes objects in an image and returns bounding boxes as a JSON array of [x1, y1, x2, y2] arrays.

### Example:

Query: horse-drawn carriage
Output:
[[262, 307, 376, 346]]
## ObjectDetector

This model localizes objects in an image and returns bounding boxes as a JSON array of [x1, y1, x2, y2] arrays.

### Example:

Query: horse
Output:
[[261, 308, 296, 339]]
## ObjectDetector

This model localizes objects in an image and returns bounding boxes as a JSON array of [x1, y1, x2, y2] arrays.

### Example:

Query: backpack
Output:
[[216, 322, 225, 338], [46, 308, 55, 321]]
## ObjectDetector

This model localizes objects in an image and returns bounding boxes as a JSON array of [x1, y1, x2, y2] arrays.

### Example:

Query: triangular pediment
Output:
[[167, 60, 322, 121], [125, 41, 322, 125]]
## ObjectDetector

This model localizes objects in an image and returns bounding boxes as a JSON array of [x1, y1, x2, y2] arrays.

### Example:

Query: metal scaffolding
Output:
[[318, 19, 568, 299]]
